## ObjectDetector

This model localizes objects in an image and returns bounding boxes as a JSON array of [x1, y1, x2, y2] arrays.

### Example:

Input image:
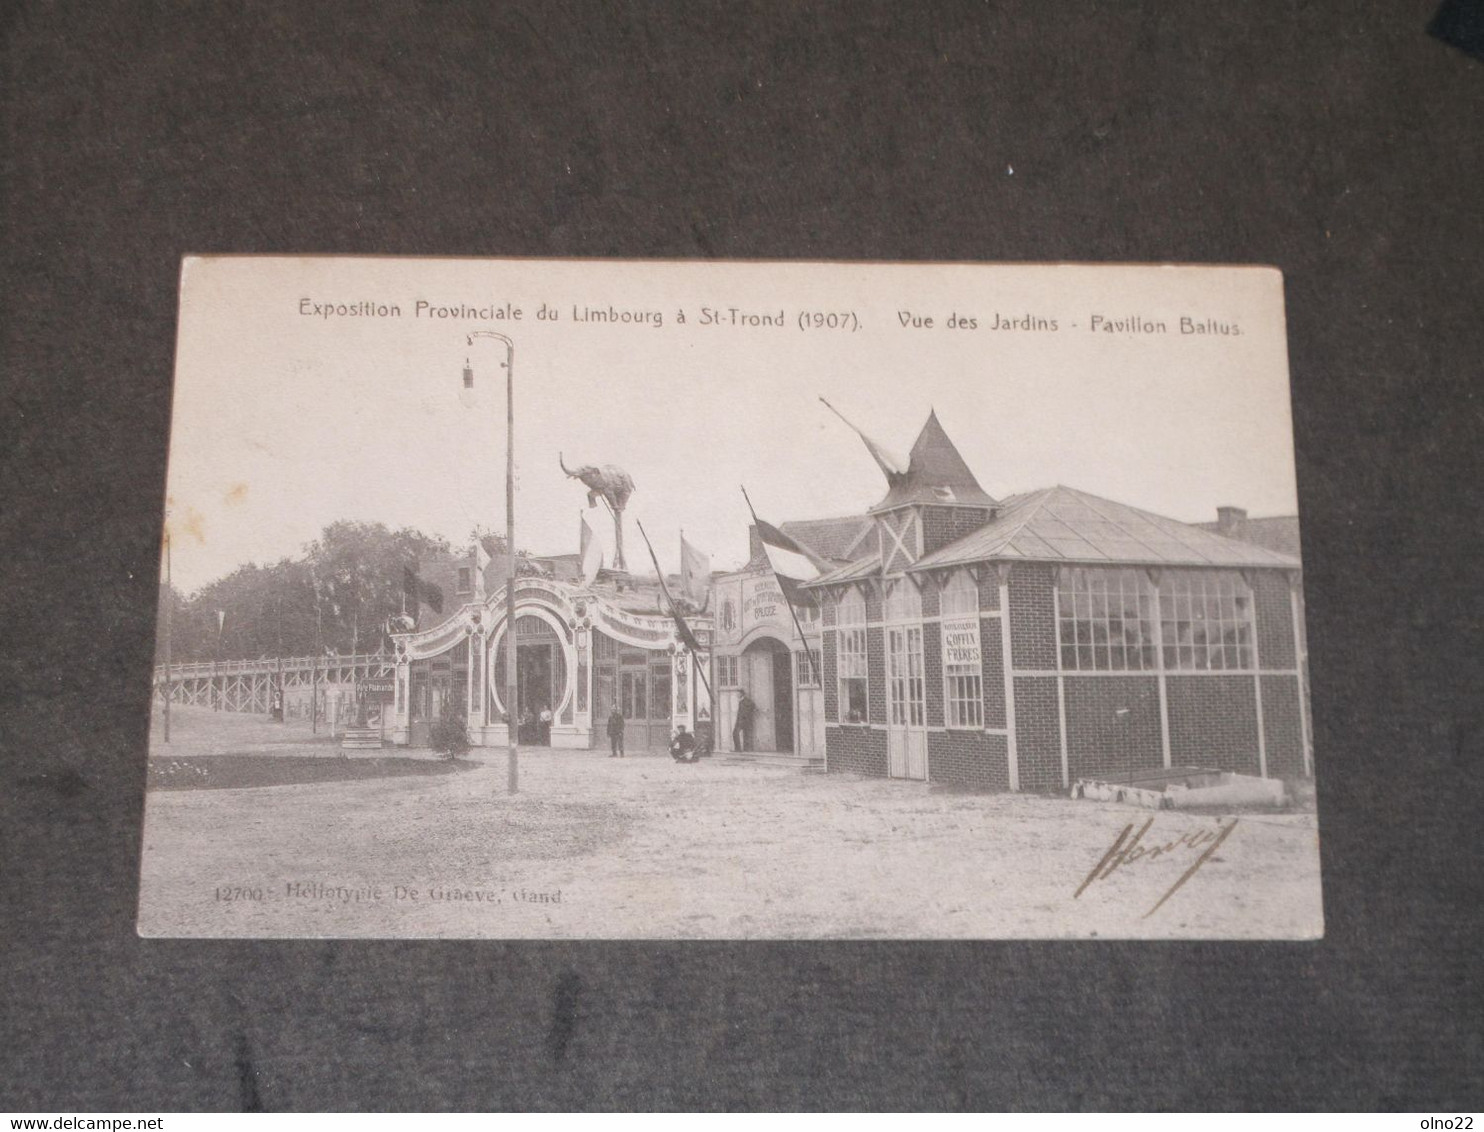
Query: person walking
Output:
[[733, 691, 756, 752], [606, 705, 626, 758]]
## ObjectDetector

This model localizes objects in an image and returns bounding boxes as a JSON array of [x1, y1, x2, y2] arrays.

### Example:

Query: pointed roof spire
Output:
[[869, 411, 997, 512]]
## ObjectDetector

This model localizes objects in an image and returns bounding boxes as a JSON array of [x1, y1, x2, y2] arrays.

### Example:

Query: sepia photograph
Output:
[[138, 256, 1320, 939]]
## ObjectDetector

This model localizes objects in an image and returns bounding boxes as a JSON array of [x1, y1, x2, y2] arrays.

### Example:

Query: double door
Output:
[[593, 653, 672, 749], [886, 625, 927, 779]]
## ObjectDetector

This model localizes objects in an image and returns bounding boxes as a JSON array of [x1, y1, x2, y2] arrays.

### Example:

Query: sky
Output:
[[162, 257, 1299, 595]]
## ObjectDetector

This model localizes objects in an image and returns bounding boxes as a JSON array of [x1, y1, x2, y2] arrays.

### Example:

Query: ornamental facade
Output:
[[388, 574, 712, 751]]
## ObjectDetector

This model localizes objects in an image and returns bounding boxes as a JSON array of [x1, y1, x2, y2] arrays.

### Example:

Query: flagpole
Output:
[[739, 486, 820, 686], [635, 520, 713, 704], [469, 331, 518, 795], [162, 527, 171, 744]]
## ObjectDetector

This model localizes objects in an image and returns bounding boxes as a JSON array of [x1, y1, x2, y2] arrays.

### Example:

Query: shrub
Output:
[[429, 707, 471, 759]]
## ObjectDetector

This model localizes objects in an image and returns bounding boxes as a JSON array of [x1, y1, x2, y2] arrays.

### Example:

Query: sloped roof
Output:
[[805, 552, 883, 588], [910, 485, 1301, 572], [780, 514, 876, 562], [1192, 515, 1302, 560], [871, 411, 997, 512]]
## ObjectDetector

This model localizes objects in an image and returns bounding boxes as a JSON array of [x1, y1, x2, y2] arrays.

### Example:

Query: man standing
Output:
[[733, 691, 756, 752], [606, 705, 626, 758]]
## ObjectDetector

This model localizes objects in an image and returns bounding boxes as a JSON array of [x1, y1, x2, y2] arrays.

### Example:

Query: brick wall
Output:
[[1013, 676, 1062, 791], [928, 731, 1010, 791], [1167, 675, 1260, 775], [821, 596, 837, 627], [826, 724, 888, 777], [977, 570, 1000, 611], [922, 505, 992, 555], [1261, 673, 1307, 779], [923, 620, 943, 728], [866, 626, 886, 724], [822, 629, 838, 720], [864, 589, 883, 623], [1009, 564, 1057, 670], [981, 615, 1007, 728], [415, 550, 479, 619], [1064, 675, 1163, 782], [1252, 571, 1297, 669], [921, 581, 940, 617]]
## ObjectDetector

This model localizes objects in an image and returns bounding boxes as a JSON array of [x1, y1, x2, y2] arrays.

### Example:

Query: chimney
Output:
[[1216, 506, 1247, 534]]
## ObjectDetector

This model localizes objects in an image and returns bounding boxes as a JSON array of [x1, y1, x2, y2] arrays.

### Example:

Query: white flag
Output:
[[680, 535, 710, 607], [580, 515, 603, 586], [473, 540, 491, 599]]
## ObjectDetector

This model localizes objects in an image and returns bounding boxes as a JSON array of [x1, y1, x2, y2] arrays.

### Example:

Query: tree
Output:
[[304, 521, 450, 655], [163, 521, 451, 662]]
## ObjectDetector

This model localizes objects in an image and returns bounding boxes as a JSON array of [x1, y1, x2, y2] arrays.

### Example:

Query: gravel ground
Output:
[[138, 706, 1324, 939]]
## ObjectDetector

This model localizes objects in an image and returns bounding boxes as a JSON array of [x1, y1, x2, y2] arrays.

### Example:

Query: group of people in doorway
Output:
[[604, 704, 726, 764], [600, 687, 757, 762]]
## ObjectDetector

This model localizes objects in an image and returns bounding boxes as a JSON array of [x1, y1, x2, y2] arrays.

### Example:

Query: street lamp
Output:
[[466, 331, 519, 796]]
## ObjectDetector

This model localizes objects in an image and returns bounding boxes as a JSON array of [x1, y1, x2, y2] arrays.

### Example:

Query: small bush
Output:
[[429, 708, 471, 759]]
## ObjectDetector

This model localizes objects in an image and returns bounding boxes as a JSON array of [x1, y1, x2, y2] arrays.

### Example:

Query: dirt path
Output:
[[139, 711, 1323, 939]]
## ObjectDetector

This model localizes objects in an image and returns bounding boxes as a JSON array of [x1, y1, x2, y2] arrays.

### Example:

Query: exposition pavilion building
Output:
[[387, 550, 712, 752], [783, 412, 1313, 792]]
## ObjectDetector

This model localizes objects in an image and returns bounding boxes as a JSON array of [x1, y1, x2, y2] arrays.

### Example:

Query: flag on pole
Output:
[[403, 565, 444, 615], [739, 486, 824, 685], [819, 397, 908, 485], [635, 520, 702, 654], [680, 533, 710, 608], [579, 514, 603, 587], [754, 518, 827, 605]]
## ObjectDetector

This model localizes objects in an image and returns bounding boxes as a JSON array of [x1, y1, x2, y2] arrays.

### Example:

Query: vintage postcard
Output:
[[139, 257, 1320, 939]]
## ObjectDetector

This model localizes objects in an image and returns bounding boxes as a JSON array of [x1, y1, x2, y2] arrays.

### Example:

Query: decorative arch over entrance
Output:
[[739, 633, 794, 753], [487, 604, 576, 733]]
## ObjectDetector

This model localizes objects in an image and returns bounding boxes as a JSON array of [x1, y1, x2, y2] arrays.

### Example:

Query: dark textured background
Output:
[[2, 1, 1481, 1111]]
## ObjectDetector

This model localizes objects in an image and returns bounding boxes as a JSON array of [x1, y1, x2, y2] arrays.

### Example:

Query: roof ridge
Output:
[[1053, 484, 1299, 562], [910, 485, 1057, 570]]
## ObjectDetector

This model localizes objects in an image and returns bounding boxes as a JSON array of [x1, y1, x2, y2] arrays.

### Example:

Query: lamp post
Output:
[[213, 609, 225, 711], [162, 526, 171, 744], [466, 331, 519, 795]]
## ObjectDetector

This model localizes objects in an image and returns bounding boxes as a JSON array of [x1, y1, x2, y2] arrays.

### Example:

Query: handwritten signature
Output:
[[1074, 817, 1239, 918]]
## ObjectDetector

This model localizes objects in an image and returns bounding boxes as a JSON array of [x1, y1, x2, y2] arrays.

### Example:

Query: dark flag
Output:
[[752, 517, 826, 608], [635, 521, 702, 654], [740, 486, 824, 684], [403, 565, 444, 615]]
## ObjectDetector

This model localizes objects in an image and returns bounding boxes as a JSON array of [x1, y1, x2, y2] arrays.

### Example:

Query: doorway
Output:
[[741, 637, 793, 753], [886, 624, 927, 778], [516, 642, 553, 745]]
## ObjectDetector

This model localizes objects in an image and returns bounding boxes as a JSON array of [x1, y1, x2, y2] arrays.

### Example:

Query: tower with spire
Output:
[[868, 410, 997, 574]]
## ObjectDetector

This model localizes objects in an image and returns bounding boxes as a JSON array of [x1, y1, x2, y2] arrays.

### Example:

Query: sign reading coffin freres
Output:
[[942, 617, 982, 666]]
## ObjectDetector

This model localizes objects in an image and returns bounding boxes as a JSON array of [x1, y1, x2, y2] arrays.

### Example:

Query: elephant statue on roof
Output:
[[559, 454, 636, 514]]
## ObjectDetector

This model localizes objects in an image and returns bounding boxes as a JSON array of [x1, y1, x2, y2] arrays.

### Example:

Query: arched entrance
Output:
[[492, 614, 568, 746], [740, 636, 793, 753]]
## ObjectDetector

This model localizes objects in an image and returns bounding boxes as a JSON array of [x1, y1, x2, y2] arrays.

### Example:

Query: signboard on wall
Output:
[[941, 616, 981, 666], [742, 574, 790, 637]]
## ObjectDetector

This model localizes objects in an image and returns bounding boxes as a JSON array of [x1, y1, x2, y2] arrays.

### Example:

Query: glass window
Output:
[[796, 648, 822, 687], [836, 587, 868, 723], [715, 655, 739, 687], [1057, 567, 1157, 671], [940, 571, 979, 617], [651, 666, 671, 719], [888, 626, 925, 726], [884, 579, 922, 621], [940, 577, 983, 727], [1159, 571, 1254, 671], [621, 669, 647, 719], [457, 567, 471, 594]]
